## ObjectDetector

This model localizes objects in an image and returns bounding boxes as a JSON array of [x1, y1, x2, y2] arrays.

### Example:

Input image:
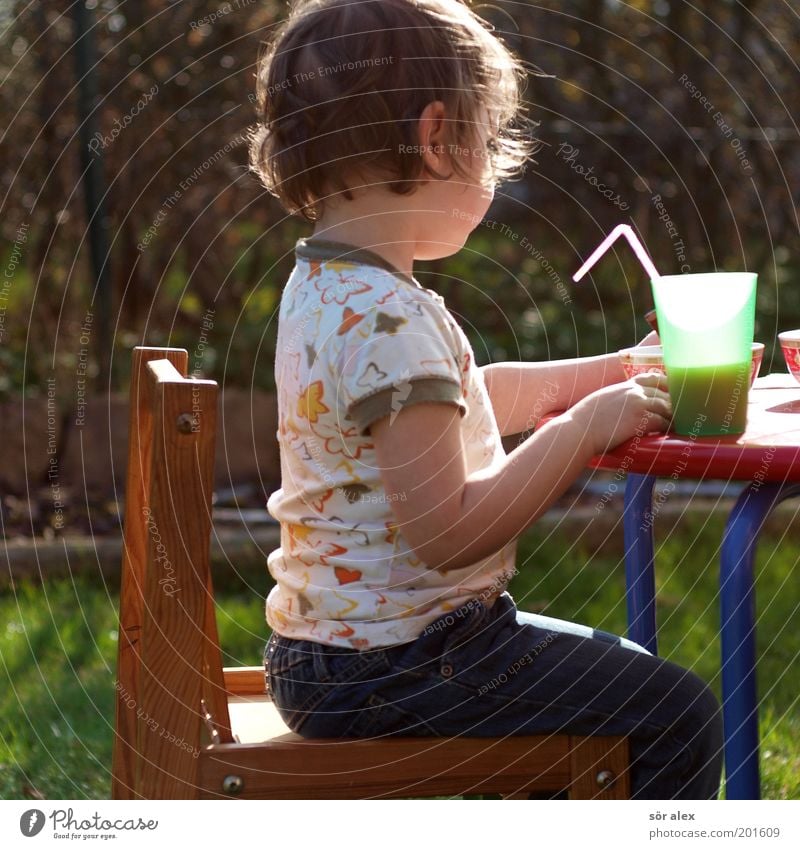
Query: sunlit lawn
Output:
[[1, 512, 798, 799]]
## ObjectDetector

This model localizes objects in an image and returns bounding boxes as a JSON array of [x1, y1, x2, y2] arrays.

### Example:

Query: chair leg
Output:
[[568, 736, 630, 799]]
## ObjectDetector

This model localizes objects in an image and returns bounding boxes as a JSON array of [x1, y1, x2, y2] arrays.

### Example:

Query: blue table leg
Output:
[[623, 473, 658, 654], [720, 481, 800, 800]]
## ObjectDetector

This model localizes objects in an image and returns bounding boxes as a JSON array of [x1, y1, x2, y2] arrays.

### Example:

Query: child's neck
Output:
[[311, 199, 417, 280]]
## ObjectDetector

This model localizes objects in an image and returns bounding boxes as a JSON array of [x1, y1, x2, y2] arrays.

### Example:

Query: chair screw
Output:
[[596, 769, 616, 789], [222, 774, 244, 795], [176, 413, 195, 434]]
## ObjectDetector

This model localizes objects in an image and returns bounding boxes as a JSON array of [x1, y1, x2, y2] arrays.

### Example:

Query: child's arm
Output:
[[483, 353, 624, 436], [371, 372, 670, 572], [483, 331, 660, 436]]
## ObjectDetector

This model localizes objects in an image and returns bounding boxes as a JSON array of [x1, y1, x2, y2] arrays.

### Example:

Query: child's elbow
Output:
[[407, 531, 473, 573]]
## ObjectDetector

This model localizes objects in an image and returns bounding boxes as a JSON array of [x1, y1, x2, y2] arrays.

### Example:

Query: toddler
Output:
[[248, 0, 722, 799]]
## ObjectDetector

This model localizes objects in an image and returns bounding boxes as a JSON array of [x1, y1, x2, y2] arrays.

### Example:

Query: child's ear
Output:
[[418, 100, 452, 180]]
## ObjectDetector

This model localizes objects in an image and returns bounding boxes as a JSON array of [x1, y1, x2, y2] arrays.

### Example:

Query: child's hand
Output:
[[570, 372, 672, 454]]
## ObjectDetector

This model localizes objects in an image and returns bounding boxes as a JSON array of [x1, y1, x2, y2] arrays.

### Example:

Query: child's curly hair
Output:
[[248, 0, 536, 222]]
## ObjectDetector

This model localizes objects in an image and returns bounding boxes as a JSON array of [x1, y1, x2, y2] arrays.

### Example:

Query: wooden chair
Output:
[[111, 346, 630, 799]]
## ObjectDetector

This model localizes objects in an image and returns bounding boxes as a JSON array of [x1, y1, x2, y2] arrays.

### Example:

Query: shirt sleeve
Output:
[[338, 293, 467, 434]]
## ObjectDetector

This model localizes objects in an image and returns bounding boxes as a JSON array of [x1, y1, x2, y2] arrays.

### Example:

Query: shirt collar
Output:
[[295, 238, 420, 288]]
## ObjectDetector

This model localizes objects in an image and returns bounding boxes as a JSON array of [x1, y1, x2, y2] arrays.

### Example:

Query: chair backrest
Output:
[[112, 347, 232, 799]]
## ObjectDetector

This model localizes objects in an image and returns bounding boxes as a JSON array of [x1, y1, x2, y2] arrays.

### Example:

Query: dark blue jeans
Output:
[[265, 593, 723, 799]]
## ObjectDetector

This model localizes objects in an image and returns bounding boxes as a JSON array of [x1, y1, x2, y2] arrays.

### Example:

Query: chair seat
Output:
[[228, 695, 301, 743], [211, 695, 579, 798], [205, 697, 629, 799]]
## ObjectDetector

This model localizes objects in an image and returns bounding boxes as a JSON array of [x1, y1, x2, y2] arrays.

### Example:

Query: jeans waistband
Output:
[[265, 592, 516, 669], [412, 592, 515, 658]]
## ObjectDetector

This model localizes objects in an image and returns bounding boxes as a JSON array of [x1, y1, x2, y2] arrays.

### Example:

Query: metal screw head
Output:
[[596, 769, 616, 789], [176, 412, 194, 434], [222, 774, 244, 795]]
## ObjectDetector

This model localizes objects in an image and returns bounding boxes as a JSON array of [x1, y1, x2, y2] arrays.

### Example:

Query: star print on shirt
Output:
[[375, 312, 408, 334], [297, 381, 330, 423]]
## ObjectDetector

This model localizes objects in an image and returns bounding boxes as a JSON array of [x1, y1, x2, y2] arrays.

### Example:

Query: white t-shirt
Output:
[[266, 238, 517, 648]]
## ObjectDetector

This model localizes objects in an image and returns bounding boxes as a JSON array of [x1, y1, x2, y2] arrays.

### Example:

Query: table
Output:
[[591, 374, 800, 800]]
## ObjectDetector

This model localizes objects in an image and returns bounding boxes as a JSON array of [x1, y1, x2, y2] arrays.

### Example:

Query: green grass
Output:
[[1, 513, 798, 799]]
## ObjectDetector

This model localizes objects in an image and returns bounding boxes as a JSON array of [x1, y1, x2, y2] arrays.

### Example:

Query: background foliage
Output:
[[1, 0, 799, 400], [1, 1, 799, 803]]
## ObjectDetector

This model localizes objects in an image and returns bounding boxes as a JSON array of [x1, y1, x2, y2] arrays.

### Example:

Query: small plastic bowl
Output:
[[778, 330, 800, 384], [619, 343, 764, 387], [618, 345, 665, 379]]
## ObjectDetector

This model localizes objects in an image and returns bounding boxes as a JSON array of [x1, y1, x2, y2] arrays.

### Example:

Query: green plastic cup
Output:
[[650, 272, 757, 437]]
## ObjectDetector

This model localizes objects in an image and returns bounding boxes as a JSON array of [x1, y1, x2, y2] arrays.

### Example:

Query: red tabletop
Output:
[[590, 374, 800, 483]]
